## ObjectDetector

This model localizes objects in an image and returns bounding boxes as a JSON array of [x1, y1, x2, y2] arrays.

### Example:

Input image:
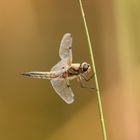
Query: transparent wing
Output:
[[59, 33, 72, 65], [51, 78, 74, 104], [51, 59, 69, 72]]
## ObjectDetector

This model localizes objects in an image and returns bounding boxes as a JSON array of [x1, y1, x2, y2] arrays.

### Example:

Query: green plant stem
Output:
[[79, 0, 108, 140]]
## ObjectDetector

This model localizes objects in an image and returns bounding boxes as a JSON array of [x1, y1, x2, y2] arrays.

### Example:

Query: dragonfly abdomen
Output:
[[21, 71, 60, 79]]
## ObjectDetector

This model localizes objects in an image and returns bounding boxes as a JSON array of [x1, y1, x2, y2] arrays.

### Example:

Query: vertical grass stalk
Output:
[[79, 0, 108, 140]]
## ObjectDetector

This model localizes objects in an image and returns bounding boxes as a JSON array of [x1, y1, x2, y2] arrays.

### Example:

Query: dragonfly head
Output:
[[80, 62, 91, 73]]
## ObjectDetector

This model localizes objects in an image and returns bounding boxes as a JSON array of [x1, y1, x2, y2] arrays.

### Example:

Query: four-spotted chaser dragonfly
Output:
[[22, 33, 93, 104]]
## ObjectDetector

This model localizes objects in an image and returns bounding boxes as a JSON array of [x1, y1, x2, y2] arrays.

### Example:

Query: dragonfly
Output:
[[22, 33, 94, 104]]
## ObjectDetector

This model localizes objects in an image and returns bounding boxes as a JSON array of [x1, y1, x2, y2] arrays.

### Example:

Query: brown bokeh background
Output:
[[0, 0, 140, 140]]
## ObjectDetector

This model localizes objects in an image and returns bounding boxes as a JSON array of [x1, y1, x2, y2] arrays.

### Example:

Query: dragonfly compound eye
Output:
[[80, 62, 89, 72]]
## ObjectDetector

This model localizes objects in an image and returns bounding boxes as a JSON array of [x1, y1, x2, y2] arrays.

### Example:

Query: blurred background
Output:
[[0, 0, 140, 140]]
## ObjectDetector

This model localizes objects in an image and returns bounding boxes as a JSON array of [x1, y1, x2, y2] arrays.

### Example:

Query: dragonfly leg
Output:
[[81, 73, 94, 82], [66, 80, 70, 88], [78, 76, 96, 90], [65, 75, 70, 88]]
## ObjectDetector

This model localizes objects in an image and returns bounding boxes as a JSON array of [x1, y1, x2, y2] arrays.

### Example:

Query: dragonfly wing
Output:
[[51, 58, 69, 72], [51, 78, 74, 104], [59, 33, 72, 65]]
